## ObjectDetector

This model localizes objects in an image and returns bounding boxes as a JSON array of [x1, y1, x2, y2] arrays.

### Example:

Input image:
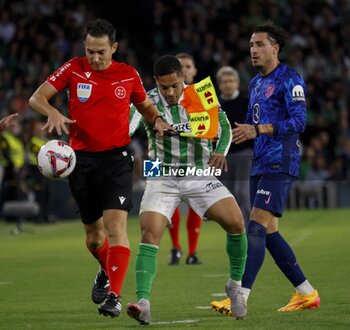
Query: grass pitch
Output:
[[0, 208, 349, 329]]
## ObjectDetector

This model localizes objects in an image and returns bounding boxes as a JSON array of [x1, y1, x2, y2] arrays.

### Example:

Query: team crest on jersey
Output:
[[265, 84, 275, 98], [77, 83, 92, 102], [115, 86, 126, 99], [292, 85, 305, 101]]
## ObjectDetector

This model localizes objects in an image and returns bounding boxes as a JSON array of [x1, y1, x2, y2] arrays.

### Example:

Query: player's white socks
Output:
[[240, 287, 251, 302], [229, 279, 242, 287], [295, 279, 314, 295]]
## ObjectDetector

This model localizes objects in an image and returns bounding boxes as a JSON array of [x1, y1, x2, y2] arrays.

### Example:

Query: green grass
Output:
[[0, 209, 350, 329]]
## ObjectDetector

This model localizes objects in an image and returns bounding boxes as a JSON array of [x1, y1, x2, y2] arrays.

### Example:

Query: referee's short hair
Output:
[[83, 18, 116, 45]]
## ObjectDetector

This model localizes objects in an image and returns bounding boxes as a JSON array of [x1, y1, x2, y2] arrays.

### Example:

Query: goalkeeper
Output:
[[127, 55, 247, 325]]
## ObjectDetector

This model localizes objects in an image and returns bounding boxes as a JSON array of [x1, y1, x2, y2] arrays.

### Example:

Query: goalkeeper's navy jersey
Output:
[[246, 63, 306, 177]]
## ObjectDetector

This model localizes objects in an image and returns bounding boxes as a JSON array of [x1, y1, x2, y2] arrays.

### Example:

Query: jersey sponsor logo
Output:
[[85, 72, 91, 79], [292, 85, 305, 101], [265, 84, 275, 98], [253, 103, 260, 123], [257, 188, 270, 195], [115, 86, 126, 99], [49, 62, 71, 82], [171, 123, 191, 133], [204, 181, 223, 193], [77, 83, 92, 102], [257, 188, 272, 204], [265, 192, 272, 204]]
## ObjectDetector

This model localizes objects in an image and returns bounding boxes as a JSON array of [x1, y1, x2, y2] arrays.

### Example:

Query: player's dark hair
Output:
[[153, 55, 183, 78], [83, 19, 116, 45], [253, 21, 287, 52]]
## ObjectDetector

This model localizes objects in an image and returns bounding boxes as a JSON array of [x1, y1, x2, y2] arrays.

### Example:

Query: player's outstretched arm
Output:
[[29, 82, 76, 136], [0, 113, 19, 130], [232, 122, 274, 144], [135, 97, 175, 137]]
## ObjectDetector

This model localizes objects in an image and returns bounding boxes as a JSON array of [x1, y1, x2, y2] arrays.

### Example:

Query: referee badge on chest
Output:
[[77, 83, 92, 102]]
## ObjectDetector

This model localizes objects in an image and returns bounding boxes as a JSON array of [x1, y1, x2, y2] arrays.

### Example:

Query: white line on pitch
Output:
[[290, 231, 311, 247], [196, 306, 211, 309], [152, 319, 199, 325], [211, 292, 227, 297]]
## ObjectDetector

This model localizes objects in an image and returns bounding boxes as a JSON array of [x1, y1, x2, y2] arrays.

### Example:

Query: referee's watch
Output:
[[153, 115, 163, 125]]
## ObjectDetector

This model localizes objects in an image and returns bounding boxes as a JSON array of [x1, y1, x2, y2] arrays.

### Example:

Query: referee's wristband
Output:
[[153, 115, 163, 125], [254, 124, 260, 136]]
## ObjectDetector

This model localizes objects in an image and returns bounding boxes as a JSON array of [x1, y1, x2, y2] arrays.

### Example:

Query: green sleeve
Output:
[[129, 105, 143, 137], [215, 108, 232, 156]]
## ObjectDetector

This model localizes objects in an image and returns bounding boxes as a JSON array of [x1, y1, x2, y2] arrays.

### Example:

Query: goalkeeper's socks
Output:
[[86, 237, 109, 271], [107, 245, 130, 296], [135, 243, 159, 301], [266, 231, 307, 289], [187, 207, 202, 255], [242, 221, 267, 289]]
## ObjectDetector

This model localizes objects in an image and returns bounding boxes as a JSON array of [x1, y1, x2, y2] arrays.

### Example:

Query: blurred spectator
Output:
[[0, 10, 16, 44], [0, 122, 26, 219], [305, 155, 331, 182], [340, 139, 350, 179], [22, 118, 50, 222], [216, 65, 252, 227], [299, 145, 316, 181]]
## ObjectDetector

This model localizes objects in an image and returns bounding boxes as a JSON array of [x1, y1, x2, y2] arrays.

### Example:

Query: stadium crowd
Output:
[[1, 0, 350, 219]]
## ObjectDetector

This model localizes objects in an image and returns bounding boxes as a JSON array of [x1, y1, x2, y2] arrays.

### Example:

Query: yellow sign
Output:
[[194, 76, 219, 111], [180, 76, 219, 140]]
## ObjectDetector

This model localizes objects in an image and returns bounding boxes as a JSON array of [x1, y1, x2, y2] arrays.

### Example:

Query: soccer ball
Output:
[[37, 140, 76, 179]]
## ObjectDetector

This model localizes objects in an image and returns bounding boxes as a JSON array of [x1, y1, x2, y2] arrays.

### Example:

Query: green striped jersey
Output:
[[130, 87, 232, 170]]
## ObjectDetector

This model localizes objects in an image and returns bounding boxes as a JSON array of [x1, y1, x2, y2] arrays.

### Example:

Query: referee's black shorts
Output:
[[68, 146, 134, 224]]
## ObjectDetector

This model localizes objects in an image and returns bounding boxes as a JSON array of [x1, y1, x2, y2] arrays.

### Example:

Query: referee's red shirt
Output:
[[47, 57, 147, 152]]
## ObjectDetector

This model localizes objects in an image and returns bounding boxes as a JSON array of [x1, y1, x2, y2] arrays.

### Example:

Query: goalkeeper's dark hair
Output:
[[83, 18, 116, 45], [153, 55, 183, 78], [253, 21, 288, 52]]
